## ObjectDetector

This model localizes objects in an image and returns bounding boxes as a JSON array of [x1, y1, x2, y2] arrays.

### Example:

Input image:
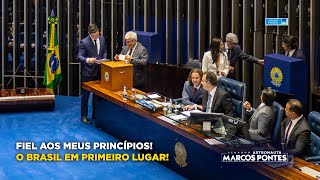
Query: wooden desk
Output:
[[0, 88, 55, 112], [83, 80, 320, 179]]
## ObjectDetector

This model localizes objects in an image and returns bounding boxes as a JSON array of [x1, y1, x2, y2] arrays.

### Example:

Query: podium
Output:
[[134, 31, 162, 64], [101, 61, 133, 91], [264, 53, 307, 103]]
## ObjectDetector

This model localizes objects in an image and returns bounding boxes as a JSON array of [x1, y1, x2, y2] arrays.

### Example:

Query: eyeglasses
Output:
[[125, 39, 135, 43]]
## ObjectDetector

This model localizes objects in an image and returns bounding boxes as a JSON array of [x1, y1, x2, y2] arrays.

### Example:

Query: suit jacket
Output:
[[281, 116, 311, 157], [201, 87, 234, 117], [291, 49, 305, 59], [120, 42, 148, 89], [77, 36, 107, 80], [247, 104, 276, 140], [228, 45, 260, 66], [181, 81, 204, 105]]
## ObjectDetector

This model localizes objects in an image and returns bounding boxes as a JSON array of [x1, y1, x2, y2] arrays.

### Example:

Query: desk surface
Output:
[[83, 80, 320, 180]]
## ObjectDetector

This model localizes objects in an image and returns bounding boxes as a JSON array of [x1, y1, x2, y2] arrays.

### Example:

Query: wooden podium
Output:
[[101, 61, 133, 91]]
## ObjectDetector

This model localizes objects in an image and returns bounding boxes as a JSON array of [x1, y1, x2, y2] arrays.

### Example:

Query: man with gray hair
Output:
[[114, 31, 148, 90], [225, 33, 264, 80]]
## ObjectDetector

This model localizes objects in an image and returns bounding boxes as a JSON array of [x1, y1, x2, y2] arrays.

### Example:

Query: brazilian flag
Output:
[[43, 12, 62, 89]]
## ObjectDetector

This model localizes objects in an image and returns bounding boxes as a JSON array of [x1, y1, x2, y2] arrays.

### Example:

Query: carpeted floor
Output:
[[0, 95, 186, 180]]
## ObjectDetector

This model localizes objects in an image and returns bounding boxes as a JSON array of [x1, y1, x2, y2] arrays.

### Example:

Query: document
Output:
[[204, 138, 224, 145], [169, 114, 187, 121], [300, 166, 320, 178], [119, 55, 126, 61], [147, 94, 161, 99], [181, 109, 202, 117], [95, 59, 109, 64]]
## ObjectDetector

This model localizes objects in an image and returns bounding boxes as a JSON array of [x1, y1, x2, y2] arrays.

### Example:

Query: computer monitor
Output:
[[190, 112, 223, 125], [221, 114, 251, 141]]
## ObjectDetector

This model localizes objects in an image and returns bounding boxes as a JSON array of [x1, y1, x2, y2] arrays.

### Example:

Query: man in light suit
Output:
[[281, 99, 311, 157], [225, 33, 264, 80], [78, 24, 108, 124], [181, 68, 204, 107], [243, 87, 276, 141], [187, 72, 234, 117], [114, 31, 148, 90]]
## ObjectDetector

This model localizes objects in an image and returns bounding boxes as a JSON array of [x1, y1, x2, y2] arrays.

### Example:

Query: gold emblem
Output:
[[270, 67, 283, 87], [104, 72, 109, 82], [174, 142, 187, 167]]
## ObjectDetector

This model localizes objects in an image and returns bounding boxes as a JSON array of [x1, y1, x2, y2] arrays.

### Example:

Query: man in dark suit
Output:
[[282, 35, 305, 59], [77, 24, 108, 124], [281, 99, 311, 157], [186, 72, 234, 117], [243, 87, 276, 141], [181, 68, 204, 107], [114, 31, 148, 90], [225, 33, 264, 80]]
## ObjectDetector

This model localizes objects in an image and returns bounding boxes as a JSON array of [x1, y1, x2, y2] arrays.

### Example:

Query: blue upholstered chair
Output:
[[186, 59, 202, 69], [271, 102, 284, 147], [217, 77, 245, 119], [304, 111, 320, 164], [309, 111, 320, 137]]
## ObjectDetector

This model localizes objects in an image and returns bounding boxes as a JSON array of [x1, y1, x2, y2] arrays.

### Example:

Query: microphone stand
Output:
[[5, 64, 23, 91], [21, 65, 40, 94]]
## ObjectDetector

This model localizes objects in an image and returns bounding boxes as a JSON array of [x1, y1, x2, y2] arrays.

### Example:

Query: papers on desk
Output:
[[204, 138, 224, 145], [95, 59, 109, 64], [181, 109, 202, 117], [147, 94, 161, 99], [157, 116, 179, 125], [119, 54, 125, 61], [169, 114, 188, 121], [300, 166, 320, 178]]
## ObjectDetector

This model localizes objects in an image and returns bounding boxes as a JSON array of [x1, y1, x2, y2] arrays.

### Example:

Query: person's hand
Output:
[[258, 59, 264, 65], [88, 58, 96, 63], [114, 54, 119, 60], [228, 66, 235, 73], [125, 55, 133, 63], [243, 101, 251, 110], [183, 104, 202, 111]]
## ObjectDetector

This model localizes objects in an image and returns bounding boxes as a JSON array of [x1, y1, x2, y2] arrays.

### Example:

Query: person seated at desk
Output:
[[282, 35, 305, 59], [181, 68, 204, 107], [281, 99, 311, 157], [243, 87, 276, 141], [114, 31, 148, 90], [185, 72, 234, 117], [202, 37, 229, 79]]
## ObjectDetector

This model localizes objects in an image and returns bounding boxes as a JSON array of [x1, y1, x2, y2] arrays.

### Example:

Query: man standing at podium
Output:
[[282, 35, 305, 59], [114, 31, 148, 90], [78, 24, 108, 124]]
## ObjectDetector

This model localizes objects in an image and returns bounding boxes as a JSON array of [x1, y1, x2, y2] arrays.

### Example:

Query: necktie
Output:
[[94, 40, 98, 54], [227, 49, 231, 59], [194, 88, 197, 93], [206, 94, 212, 112], [128, 48, 133, 56], [284, 121, 293, 146]]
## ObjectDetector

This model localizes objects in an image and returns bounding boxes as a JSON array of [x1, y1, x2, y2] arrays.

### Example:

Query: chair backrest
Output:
[[271, 101, 284, 146], [310, 132, 320, 156], [308, 111, 320, 137], [186, 59, 202, 69], [217, 77, 245, 119]]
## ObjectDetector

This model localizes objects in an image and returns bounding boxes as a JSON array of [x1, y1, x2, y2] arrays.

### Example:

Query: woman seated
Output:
[[202, 37, 229, 79]]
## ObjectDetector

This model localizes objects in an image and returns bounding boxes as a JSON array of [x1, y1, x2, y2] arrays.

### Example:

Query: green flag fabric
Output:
[[43, 15, 62, 89]]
